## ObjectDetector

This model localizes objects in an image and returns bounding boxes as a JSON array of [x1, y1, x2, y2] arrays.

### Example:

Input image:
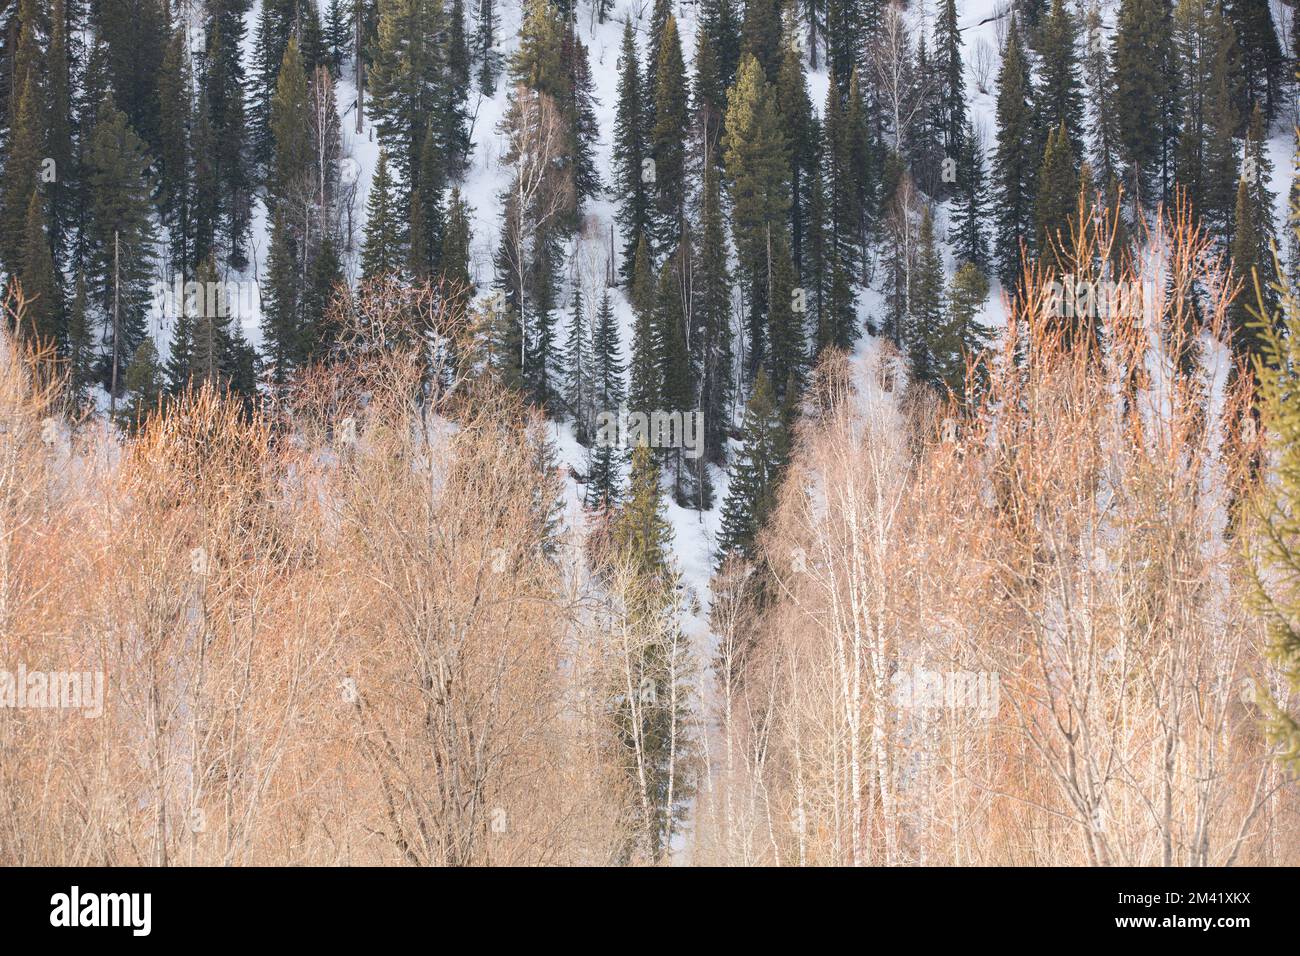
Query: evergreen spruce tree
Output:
[[1229, 176, 1267, 361], [821, 72, 861, 350], [204, 13, 253, 270], [612, 442, 674, 582], [412, 121, 447, 280], [370, 0, 463, 189], [87, 94, 156, 387], [716, 370, 788, 564], [263, 211, 303, 383], [564, 282, 592, 442], [1035, 123, 1079, 273], [18, 191, 61, 345], [653, 249, 695, 504], [361, 150, 406, 279], [565, 29, 601, 206], [1223, 0, 1282, 119], [823, 0, 861, 96], [1, 71, 44, 277], [645, 0, 672, 115], [269, 37, 313, 216], [1036, 0, 1084, 157], [66, 272, 95, 404], [950, 119, 989, 272], [694, 162, 734, 465], [907, 205, 945, 385], [844, 70, 871, 265], [252, 0, 297, 168], [724, 54, 789, 379], [1112, 0, 1175, 208], [510, 0, 568, 99], [1083, 2, 1119, 187], [1200, 6, 1242, 242], [765, 229, 803, 400], [166, 303, 194, 394], [191, 93, 220, 270], [933, 260, 992, 396], [303, 235, 343, 361], [46, 0, 75, 262], [449, 0, 471, 92], [992, 17, 1037, 289], [1229, 111, 1280, 363], [700, 0, 742, 93], [613, 440, 675, 578], [188, 256, 239, 390], [440, 187, 474, 317], [613, 19, 650, 284], [609, 440, 695, 863], [299, 0, 331, 73], [628, 237, 661, 416], [327, 0, 350, 74], [911, 32, 947, 199], [586, 289, 626, 510], [117, 336, 165, 431], [777, 29, 817, 278], [475, 0, 502, 94], [96, 0, 167, 152], [740, 0, 783, 80], [935, 0, 968, 192], [693, 25, 727, 167], [650, 15, 689, 251], [158, 25, 193, 276]]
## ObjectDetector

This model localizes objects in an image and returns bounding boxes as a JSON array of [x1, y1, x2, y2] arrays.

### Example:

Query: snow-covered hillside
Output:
[[175, 0, 1298, 654]]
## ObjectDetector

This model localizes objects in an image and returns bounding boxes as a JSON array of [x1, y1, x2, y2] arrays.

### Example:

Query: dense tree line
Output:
[[0, 0, 1295, 588]]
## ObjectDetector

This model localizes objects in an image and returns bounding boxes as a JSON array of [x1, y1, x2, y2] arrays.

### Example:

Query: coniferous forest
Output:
[[0, 0, 1299, 870]]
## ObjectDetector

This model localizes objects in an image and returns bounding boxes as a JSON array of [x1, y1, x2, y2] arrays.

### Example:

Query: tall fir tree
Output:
[[1, 70, 44, 277], [586, 289, 626, 510], [724, 54, 790, 380], [716, 369, 788, 564], [46, 0, 75, 262], [1035, 122, 1080, 273], [269, 37, 312, 216], [87, 94, 156, 390], [262, 210, 302, 383], [950, 119, 989, 272], [992, 16, 1037, 289], [361, 149, 406, 279], [1222, 0, 1282, 120], [18, 190, 61, 345], [117, 335, 165, 431], [649, 15, 689, 251], [1036, 0, 1084, 158], [933, 260, 992, 396], [158, 25, 193, 276], [908, 205, 945, 385], [1111, 0, 1175, 209], [694, 162, 734, 465], [628, 236, 660, 416], [564, 281, 592, 442], [777, 27, 817, 279], [613, 18, 650, 284]]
